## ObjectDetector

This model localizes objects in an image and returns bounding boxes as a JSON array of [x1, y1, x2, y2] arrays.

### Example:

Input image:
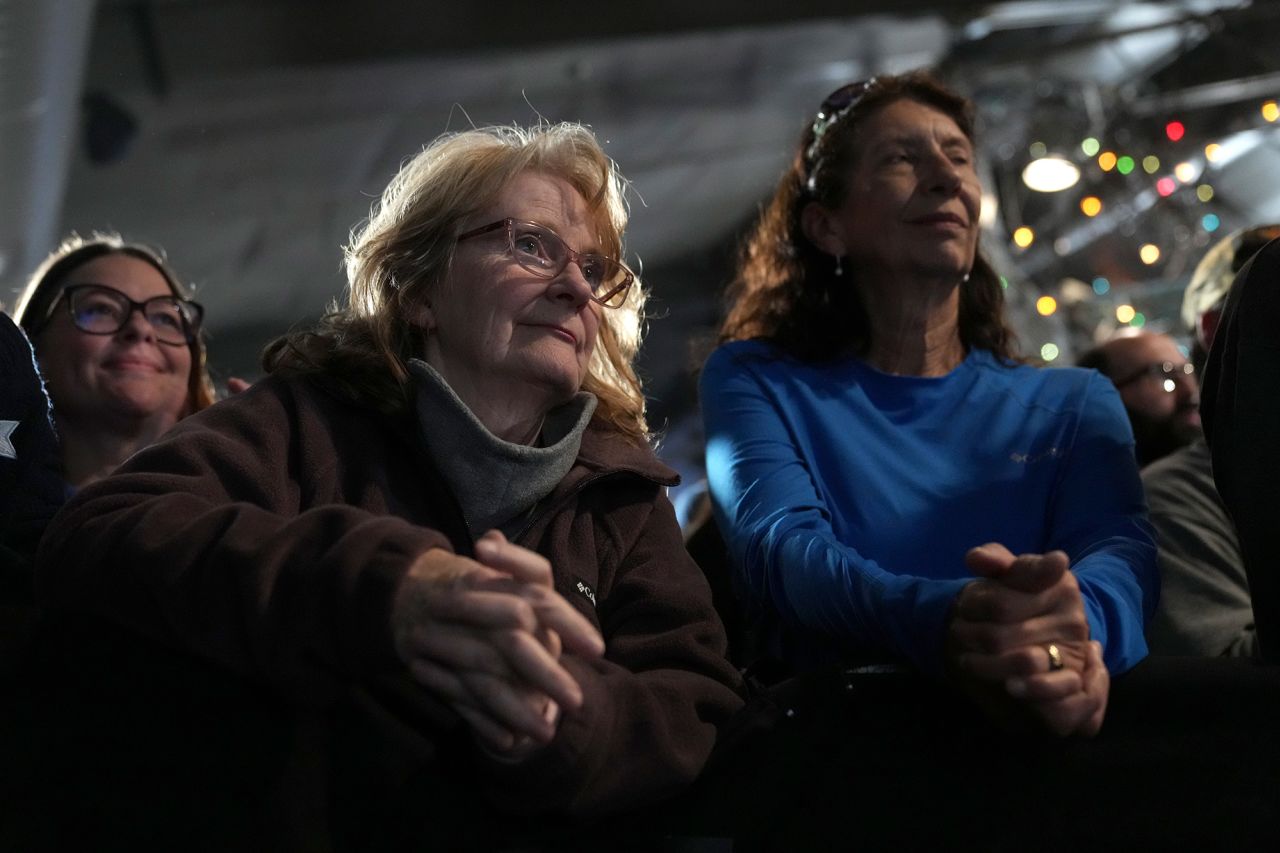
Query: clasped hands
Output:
[[390, 530, 605, 757], [946, 543, 1109, 737]]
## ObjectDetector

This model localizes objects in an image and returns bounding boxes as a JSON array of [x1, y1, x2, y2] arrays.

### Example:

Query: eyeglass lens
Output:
[[508, 222, 631, 307], [1149, 362, 1195, 393], [1153, 361, 1195, 378], [68, 285, 197, 344]]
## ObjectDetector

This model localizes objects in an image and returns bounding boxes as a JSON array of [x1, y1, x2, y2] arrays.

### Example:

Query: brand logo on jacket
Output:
[[574, 578, 597, 607], [1010, 446, 1063, 464]]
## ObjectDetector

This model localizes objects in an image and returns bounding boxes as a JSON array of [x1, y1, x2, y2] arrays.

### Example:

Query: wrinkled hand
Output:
[[391, 530, 605, 754], [946, 543, 1109, 737]]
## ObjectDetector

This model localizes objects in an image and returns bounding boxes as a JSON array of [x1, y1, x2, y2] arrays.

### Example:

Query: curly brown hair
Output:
[[263, 123, 650, 445], [719, 71, 1017, 363]]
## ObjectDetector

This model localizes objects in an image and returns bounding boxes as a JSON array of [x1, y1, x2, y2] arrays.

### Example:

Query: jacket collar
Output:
[[303, 371, 679, 491], [571, 420, 679, 488]]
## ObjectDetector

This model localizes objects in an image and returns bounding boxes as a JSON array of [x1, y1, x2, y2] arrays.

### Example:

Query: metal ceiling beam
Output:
[[0, 0, 96, 297], [1129, 70, 1280, 116]]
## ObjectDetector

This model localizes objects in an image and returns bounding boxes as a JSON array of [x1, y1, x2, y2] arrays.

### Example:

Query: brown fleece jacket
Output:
[[34, 373, 743, 845]]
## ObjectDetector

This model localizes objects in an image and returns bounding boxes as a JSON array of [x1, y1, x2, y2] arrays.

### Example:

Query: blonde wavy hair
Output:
[[1182, 224, 1280, 333], [264, 122, 649, 444]]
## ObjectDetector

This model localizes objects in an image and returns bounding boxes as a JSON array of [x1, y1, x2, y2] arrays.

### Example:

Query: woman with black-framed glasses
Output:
[[12, 233, 216, 488], [702, 71, 1156, 739], [32, 123, 741, 849]]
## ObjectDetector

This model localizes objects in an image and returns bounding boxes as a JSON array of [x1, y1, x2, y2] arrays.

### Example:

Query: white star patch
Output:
[[0, 420, 18, 460]]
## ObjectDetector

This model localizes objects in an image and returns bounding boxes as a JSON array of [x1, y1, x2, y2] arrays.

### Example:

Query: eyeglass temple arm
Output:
[[456, 220, 509, 242]]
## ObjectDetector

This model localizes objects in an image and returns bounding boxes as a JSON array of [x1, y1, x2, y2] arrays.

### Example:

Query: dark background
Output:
[[5, 0, 1279, 483]]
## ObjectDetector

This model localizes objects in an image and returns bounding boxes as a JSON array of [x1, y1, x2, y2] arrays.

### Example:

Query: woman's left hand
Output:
[[466, 531, 589, 757], [391, 530, 604, 756], [946, 543, 1108, 736]]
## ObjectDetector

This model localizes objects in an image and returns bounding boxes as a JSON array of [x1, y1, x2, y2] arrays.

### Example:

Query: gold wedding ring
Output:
[[1046, 643, 1065, 672]]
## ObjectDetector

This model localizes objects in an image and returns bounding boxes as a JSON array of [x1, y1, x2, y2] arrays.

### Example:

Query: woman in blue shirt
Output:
[[702, 72, 1156, 737]]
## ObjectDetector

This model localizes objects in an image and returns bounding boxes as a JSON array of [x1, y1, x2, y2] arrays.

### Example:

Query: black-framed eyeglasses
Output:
[[44, 283, 203, 346], [1115, 360, 1196, 392], [457, 218, 635, 309], [805, 77, 878, 185]]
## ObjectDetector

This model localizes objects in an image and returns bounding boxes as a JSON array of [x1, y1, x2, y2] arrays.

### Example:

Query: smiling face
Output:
[[32, 253, 193, 432], [824, 97, 981, 283], [417, 170, 605, 433]]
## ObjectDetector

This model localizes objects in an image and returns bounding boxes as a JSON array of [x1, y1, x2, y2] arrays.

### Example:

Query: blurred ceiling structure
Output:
[[3, 0, 1280, 433]]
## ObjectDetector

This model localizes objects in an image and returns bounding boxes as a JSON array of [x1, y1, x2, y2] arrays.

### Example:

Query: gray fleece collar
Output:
[[407, 358, 597, 536]]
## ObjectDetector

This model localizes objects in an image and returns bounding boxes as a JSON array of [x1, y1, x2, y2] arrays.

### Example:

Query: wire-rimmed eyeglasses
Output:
[[457, 218, 635, 309], [1115, 360, 1196, 393], [42, 283, 203, 345], [804, 77, 878, 186]]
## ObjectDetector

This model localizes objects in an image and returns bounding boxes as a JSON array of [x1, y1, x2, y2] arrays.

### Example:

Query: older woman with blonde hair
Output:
[[33, 123, 741, 849]]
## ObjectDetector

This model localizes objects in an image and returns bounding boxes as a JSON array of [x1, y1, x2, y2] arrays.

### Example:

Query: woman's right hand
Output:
[[390, 531, 605, 753], [946, 543, 1108, 737]]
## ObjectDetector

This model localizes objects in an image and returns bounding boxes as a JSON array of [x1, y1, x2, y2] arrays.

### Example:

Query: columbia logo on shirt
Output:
[[1010, 447, 1063, 464]]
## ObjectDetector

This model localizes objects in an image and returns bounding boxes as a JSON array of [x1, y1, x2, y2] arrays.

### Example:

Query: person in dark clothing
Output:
[[0, 312, 63, 666], [1143, 225, 1280, 657], [0, 313, 63, 565], [26, 123, 742, 851], [1201, 235, 1280, 664]]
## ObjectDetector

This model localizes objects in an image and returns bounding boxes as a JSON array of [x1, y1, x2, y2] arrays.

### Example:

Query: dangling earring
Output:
[[961, 271, 971, 283], [834, 255, 844, 278]]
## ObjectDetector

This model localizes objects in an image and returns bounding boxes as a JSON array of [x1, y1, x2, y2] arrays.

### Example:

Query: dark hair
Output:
[[13, 233, 216, 415], [719, 71, 1017, 362], [1075, 345, 1113, 377]]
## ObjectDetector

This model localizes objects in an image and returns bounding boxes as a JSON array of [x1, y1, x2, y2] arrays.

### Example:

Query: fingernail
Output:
[[1006, 678, 1027, 697]]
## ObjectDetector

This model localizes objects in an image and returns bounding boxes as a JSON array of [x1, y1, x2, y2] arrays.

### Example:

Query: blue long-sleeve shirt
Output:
[[701, 341, 1157, 676]]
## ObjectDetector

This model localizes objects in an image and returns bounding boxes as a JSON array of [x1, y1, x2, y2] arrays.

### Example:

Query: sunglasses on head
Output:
[[804, 77, 878, 187]]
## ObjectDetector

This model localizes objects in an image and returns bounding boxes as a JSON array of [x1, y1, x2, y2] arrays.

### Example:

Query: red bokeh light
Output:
[[1165, 121, 1186, 142], [1157, 177, 1177, 197]]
